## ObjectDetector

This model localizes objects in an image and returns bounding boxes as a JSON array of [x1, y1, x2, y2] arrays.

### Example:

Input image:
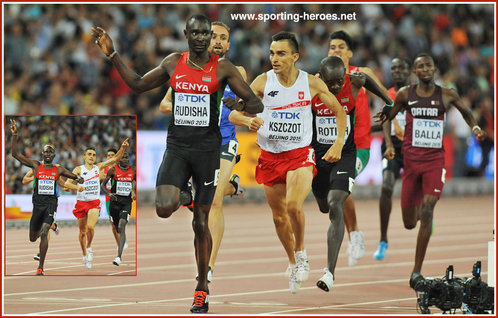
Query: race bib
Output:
[[84, 180, 100, 197], [315, 115, 351, 144], [412, 118, 443, 148], [116, 181, 132, 196], [268, 110, 303, 142], [391, 112, 406, 136], [38, 179, 55, 195], [174, 93, 210, 126]]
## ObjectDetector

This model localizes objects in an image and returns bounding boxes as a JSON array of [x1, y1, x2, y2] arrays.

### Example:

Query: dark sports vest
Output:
[[168, 52, 222, 151], [403, 84, 445, 161], [111, 165, 134, 203], [311, 73, 356, 156], [33, 164, 58, 203]]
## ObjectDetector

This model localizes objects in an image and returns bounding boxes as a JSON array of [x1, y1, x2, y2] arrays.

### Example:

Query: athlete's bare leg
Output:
[[343, 194, 359, 234], [155, 185, 182, 218], [86, 209, 100, 249], [117, 218, 127, 258], [285, 166, 313, 252], [193, 203, 212, 291], [77, 217, 88, 256], [110, 219, 119, 245], [264, 184, 295, 264], [36, 223, 51, 269], [208, 157, 236, 269], [379, 170, 396, 242], [403, 195, 438, 274]]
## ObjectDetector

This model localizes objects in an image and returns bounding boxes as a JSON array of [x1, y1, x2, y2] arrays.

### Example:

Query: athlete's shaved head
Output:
[[186, 14, 211, 29], [319, 56, 347, 95]]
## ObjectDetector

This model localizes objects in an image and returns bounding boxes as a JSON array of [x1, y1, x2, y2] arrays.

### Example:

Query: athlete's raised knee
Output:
[[155, 199, 177, 218]]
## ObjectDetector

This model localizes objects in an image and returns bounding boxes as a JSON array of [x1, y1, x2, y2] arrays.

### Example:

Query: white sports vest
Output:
[[76, 164, 100, 201], [258, 70, 313, 153]]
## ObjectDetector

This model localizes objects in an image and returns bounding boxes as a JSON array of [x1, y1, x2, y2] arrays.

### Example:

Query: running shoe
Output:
[[316, 268, 334, 292], [83, 256, 92, 269], [373, 241, 388, 261], [52, 222, 59, 235], [113, 257, 121, 266], [181, 181, 194, 212], [190, 290, 209, 313], [287, 264, 302, 294], [295, 250, 309, 282], [86, 247, 93, 261], [34, 253, 40, 261], [229, 174, 245, 198], [347, 231, 365, 267], [195, 266, 213, 283], [409, 272, 426, 292], [36, 268, 44, 276]]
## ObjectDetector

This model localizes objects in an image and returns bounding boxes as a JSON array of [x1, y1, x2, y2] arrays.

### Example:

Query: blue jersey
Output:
[[219, 85, 237, 146]]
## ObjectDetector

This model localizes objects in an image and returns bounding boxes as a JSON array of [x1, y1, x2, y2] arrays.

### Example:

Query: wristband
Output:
[[384, 101, 394, 107], [108, 51, 117, 59], [472, 125, 481, 134]]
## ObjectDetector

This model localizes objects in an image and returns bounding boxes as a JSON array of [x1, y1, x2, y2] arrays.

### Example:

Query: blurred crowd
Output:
[[3, 3, 494, 177], [5, 116, 136, 194]]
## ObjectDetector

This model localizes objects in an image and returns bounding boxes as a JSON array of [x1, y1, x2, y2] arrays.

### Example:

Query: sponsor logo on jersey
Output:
[[267, 91, 279, 97]]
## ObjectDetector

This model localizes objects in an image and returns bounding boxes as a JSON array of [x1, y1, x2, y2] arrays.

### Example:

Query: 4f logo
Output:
[[267, 91, 279, 97]]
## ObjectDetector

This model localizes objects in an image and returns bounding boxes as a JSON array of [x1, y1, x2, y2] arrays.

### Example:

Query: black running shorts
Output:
[[30, 199, 57, 233], [156, 146, 220, 205], [312, 149, 356, 199], [220, 140, 238, 162], [109, 199, 132, 229]]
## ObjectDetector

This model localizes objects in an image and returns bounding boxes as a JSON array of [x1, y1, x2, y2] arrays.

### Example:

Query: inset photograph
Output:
[[5, 115, 137, 276]]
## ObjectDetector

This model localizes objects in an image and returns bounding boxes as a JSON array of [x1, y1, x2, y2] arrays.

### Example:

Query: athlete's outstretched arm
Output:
[[10, 119, 39, 169], [159, 88, 173, 114], [218, 59, 263, 114], [445, 88, 486, 141], [375, 86, 408, 125], [98, 138, 130, 171], [358, 66, 390, 97], [58, 166, 85, 184], [91, 27, 175, 94], [361, 73, 393, 105]]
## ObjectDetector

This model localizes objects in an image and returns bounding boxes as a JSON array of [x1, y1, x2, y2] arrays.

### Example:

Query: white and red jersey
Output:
[[258, 69, 313, 153], [76, 164, 100, 202]]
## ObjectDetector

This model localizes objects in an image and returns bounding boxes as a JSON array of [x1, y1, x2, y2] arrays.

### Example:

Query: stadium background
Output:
[[4, 115, 137, 220], [3, 3, 494, 202]]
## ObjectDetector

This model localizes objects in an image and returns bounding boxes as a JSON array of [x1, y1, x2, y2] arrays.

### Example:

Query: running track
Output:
[[4, 195, 494, 315]]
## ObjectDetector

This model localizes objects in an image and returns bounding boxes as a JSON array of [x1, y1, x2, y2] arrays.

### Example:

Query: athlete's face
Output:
[[41, 146, 55, 164], [390, 58, 410, 86], [119, 152, 130, 167], [106, 151, 116, 161], [413, 56, 435, 84], [208, 25, 230, 57], [328, 39, 353, 66], [320, 67, 346, 95], [269, 40, 299, 75], [185, 19, 212, 55], [84, 149, 97, 165]]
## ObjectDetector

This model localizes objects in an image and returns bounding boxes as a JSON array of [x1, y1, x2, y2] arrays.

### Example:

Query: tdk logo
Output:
[[178, 94, 206, 103], [417, 120, 441, 128], [268, 91, 279, 97], [319, 117, 336, 125], [272, 111, 300, 119]]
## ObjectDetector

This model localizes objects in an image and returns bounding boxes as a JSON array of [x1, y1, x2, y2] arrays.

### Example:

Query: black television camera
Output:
[[415, 261, 494, 314]]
